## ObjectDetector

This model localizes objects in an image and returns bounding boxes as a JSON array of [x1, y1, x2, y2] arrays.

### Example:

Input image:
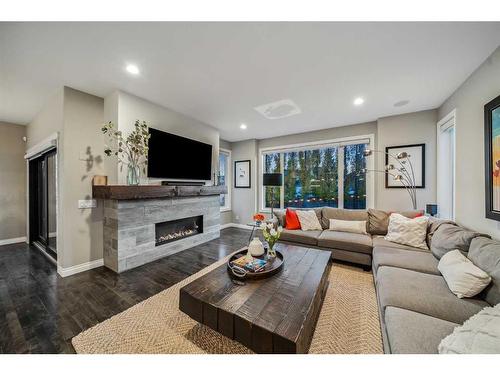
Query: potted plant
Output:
[[102, 120, 150, 185]]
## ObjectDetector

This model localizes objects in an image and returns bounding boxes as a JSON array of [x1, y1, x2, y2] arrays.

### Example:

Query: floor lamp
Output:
[[263, 173, 283, 222]]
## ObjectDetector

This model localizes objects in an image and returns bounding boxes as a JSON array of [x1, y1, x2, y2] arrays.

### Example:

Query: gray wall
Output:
[[219, 139, 233, 225], [376, 109, 437, 211], [60, 87, 106, 268], [0, 122, 27, 241], [104, 90, 220, 185], [439, 46, 500, 238]]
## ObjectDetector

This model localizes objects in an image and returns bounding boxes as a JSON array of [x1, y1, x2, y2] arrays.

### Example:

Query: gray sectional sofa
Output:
[[273, 207, 500, 353]]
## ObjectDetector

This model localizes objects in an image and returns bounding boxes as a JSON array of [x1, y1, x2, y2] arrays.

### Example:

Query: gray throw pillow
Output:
[[430, 223, 487, 259]]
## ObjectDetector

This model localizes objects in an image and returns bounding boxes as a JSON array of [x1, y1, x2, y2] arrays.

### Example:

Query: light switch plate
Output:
[[78, 199, 97, 209]]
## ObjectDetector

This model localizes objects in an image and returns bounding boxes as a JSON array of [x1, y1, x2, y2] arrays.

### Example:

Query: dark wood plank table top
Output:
[[179, 243, 331, 353]]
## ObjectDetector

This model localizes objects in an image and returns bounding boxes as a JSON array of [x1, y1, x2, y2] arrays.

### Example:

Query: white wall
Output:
[[439, 46, 500, 239], [376, 110, 437, 211], [219, 139, 233, 226], [105, 90, 220, 185], [231, 139, 258, 224]]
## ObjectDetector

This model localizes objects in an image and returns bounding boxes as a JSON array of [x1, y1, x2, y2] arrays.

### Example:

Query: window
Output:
[[218, 149, 231, 211], [260, 136, 373, 211], [437, 111, 456, 219]]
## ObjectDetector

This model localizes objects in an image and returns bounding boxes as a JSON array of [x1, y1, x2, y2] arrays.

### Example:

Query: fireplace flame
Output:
[[156, 227, 198, 244]]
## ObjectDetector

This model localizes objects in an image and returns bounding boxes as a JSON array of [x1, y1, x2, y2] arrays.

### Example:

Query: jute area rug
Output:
[[72, 252, 383, 354]]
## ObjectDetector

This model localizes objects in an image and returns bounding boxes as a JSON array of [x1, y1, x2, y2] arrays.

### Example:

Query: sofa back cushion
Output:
[[431, 223, 487, 260], [426, 216, 457, 248], [367, 209, 423, 235], [321, 207, 368, 230], [468, 236, 500, 306]]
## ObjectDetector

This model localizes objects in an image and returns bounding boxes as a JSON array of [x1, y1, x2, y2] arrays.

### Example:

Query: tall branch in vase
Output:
[[361, 149, 418, 210], [102, 120, 150, 185]]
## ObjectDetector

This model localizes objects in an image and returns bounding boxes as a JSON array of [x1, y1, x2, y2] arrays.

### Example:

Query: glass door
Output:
[[29, 149, 57, 260]]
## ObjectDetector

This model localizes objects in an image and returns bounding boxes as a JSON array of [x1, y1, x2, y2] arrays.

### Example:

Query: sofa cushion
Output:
[[426, 216, 456, 248], [285, 208, 301, 230], [317, 230, 372, 254], [321, 207, 368, 230], [367, 209, 423, 235], [372, 246, 440, 275], [384, 213, 429, 250], [385, 306, 458, 354], [430, 223, 487, 259], [438, 250, 492, 299], [385, 307, 458, 354], [274, 209, 286, 227], [468, 236, 500, 306], [372, 236, 428, 252], [296, 209, 322, 231], [376, 266, 489, 324], [279, 229, 322, 246]]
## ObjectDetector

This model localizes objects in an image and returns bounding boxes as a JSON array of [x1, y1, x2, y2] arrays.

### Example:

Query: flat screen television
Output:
[[147, 128, 213, 180]]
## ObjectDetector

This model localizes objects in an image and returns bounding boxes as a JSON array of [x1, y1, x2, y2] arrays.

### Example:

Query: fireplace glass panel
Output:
[[155, 215, 203, 246]]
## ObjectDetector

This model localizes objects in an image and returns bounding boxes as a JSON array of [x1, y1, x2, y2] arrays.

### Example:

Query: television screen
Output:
[[147, 128, 213, 180]]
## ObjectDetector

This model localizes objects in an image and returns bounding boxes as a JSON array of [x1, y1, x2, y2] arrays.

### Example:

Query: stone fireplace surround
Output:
[[94, 185, 226, 273]]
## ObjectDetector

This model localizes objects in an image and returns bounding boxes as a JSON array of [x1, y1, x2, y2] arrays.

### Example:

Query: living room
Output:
[[1, 1, 500, 372]]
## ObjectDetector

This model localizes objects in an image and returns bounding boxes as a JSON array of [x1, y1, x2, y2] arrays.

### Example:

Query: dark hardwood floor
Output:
[[0, 227, 253, 354]]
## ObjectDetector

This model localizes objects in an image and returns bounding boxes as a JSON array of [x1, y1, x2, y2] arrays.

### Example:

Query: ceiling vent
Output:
[[254, 99, 302, 120]]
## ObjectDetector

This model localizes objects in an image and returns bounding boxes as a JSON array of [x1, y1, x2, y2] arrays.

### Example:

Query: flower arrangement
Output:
[[260, 222, 283, 258], [253, 213, 265, 225], [102, 120, 150, 185]]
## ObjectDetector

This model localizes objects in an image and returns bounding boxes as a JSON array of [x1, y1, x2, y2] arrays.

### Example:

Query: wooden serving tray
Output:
[[227, 248, 284, 280]]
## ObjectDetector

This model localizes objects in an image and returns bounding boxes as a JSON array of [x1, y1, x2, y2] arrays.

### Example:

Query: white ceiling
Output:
[[1, 22, 499, 141]]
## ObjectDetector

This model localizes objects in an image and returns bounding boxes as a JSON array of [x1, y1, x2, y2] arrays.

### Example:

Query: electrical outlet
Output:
[[78, 199, 97, 209]]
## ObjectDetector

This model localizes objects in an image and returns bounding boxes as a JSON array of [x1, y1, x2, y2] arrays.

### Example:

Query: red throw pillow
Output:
[[285, 208, 301, 230]]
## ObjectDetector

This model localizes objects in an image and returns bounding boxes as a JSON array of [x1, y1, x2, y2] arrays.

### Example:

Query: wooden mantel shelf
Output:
[[92, 185, 227, 200]]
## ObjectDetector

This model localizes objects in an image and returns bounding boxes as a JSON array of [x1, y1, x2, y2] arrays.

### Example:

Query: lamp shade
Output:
[[262, 173, 283, 186]]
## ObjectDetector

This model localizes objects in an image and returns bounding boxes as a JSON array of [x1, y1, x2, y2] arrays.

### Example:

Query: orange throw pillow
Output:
[[285, 208, 301, 230]]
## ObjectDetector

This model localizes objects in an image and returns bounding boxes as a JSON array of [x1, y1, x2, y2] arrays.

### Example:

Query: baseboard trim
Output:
[[57, 258, 104, 277], [0, 236, 27, 246]]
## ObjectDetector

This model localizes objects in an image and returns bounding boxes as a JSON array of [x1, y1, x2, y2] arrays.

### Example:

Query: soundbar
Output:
[[161, 181, 206, 186]]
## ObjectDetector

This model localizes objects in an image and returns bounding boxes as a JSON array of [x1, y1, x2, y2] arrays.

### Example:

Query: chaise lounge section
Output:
[[273, 207, 500, 353]]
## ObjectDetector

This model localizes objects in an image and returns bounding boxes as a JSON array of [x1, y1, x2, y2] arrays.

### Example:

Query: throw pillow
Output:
[[431, 223, 487, 259], [329, 219, 367, 234], [285, 208, 301, 230], [439, 303, 500, 354], [367, 208, 424, 235], [296, 210, 322, 231], [438, 250, 491, 298], [384, 213, 429, 250]]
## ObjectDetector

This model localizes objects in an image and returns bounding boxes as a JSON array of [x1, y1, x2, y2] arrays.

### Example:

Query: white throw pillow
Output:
[[384, 213, 429, 250], [329, 219, 367, 234], [438, 250, 491, 298], [296, 210, 322, 231], [439, 303, 500, 354]]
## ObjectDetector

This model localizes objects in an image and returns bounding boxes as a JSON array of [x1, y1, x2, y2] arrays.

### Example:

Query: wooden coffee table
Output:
[[179, 244, 331, 353]]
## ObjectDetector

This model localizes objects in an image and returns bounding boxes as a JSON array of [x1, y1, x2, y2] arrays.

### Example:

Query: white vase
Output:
[[248, 237, 264, 257]]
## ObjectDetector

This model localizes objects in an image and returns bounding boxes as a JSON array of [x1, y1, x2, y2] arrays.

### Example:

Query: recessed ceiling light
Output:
[[126, 64, 140, 75], [240, 124, 247, 130], [353, 97, 365, 106]]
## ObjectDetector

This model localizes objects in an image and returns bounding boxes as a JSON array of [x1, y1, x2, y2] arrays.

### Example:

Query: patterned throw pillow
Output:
[[384, 213, 429, 250], [296, 210, 323, 231]]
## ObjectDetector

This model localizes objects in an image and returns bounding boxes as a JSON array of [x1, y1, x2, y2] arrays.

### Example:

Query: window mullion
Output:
[[280, 153, 284, 209], [338, 146, 345, 209]]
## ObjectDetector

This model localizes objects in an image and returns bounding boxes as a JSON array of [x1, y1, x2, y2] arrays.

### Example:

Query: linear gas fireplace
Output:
[[155, 215, 204, 246]]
